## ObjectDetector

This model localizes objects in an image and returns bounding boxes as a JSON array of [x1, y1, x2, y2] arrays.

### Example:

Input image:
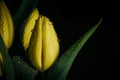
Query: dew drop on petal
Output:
[[3, 32, 5, 36]]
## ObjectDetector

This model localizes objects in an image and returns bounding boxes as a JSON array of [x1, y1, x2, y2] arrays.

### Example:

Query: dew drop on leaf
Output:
[[24, 67, 28, 72], [17, 60, 22, 64], [71, 47, 74, 50]]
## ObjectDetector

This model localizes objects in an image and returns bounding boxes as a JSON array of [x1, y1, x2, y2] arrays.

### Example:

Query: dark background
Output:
[[4, 0, 117, 80]]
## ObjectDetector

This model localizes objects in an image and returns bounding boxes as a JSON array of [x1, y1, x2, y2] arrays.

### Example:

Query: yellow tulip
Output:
[[0, 0, 14, 77], [0, 0, 14, 49], [28, 16, 59, 71]]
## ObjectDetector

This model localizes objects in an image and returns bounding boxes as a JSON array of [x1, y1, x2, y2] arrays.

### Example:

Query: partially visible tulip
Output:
[[0, 0, 14, 49], [27, 16, 59, 71], [0, 0, 14, 77], [22, 8, 39, 50]]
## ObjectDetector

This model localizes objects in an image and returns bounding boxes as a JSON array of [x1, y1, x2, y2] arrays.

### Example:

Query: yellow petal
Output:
[[1, 0, 14, 48], [28, 16, 43, 70], [0, 1, 9, 48], [42, 16, 59, 70], [23, 8, 39, 50], [0, 0, 14, 49]]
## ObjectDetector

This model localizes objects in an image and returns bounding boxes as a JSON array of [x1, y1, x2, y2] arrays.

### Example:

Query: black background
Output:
[[4, 0, 117, 80]]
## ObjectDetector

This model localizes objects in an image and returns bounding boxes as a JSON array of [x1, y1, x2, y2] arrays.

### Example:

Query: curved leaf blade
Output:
[[43, 19, 102, 80], [0, 36, 15, 80]]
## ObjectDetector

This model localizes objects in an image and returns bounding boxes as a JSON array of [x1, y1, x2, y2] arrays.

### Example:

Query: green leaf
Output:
[[13, 0, 38, 28], [43, 19, 102, 80], [12, 56, 38, 80], [0, 36, 15, 80]]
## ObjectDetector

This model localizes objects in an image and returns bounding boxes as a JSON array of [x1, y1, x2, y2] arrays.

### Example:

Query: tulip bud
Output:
[[0, 0, 14, 49], [22, 8, 39, 50], [0, 0, 14, 77], [28, 16, 59, 71]]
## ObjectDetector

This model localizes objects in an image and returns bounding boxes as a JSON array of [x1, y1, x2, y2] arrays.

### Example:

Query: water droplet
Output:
[[17, 60, 22, 64], [3, 32, 5, 35], [24, 67, 28, 72], [71, 47, 74, 50], [3, 28, 5, 32], [43, 26, 46, 31]]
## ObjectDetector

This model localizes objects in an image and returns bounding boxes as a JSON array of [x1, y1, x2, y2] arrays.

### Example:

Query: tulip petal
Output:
[[42, 16, 59, 71], [1, 0, 14, 48], [28, 16, 43, 71], [21, 8, 39, 50], [0, 1, 9, 48]]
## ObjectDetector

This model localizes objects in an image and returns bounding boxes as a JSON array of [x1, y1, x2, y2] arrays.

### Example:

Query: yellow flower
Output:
[[0, 0, 14, 77], [23, 9, 59, 71]]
